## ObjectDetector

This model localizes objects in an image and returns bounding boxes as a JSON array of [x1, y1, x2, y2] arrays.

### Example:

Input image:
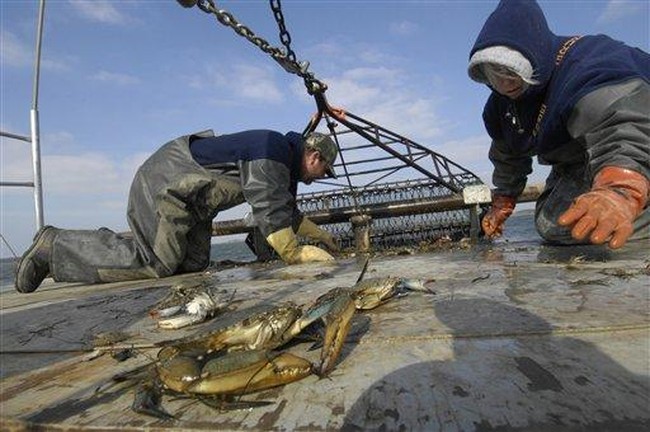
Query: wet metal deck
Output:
[[1, 225, 648, 431]]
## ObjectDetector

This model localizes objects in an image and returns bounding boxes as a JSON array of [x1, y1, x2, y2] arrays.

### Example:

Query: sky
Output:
[[1, 0, 648, 258]]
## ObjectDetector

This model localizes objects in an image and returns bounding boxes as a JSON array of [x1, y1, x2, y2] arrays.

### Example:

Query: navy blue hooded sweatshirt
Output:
[[470, 0, 649, 161]]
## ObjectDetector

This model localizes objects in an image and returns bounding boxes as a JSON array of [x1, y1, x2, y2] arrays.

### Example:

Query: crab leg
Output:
[[318, 292, 356, 376], [156, 346, 203, 393], [132, 380, 175, 420]]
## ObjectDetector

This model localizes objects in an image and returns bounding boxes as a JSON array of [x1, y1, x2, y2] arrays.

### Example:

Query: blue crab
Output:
[[149, 278, 236, 329], [131, 275, 433, 419]]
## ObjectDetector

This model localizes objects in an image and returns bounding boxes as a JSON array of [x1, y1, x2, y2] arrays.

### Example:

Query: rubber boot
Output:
[[14, 226, 59, 293]]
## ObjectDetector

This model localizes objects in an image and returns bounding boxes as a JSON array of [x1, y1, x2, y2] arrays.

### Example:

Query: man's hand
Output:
[[292, 245, 336, 264], [266, 227, 334, 265], [318, 233, 340, 253], [298, 217, 340, 253], [481, 195, 517, 238], [558, 166, 649, 249]]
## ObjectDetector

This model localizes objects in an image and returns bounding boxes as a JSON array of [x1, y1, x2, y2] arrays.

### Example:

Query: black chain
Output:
[[270, 0, 296, 63], [193, 0, 327, 94]]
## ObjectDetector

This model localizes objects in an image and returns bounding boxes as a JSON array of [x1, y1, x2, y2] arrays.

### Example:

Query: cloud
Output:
[[357, 46, 394, 65], [323, 66, 444, 141], [90, 70, 141, 85], [187, 62, 284, 104], [300, 36, 446, 141], [44, 153, 124, 193], [232, 64, 284, 103], [44, 131, 77, 152], [342, 67, 401, 83], [187, 65, 228, 90], [44, 150, 151, 196], [596, 0, 646, 24], [325, 74, 382, 106], [0, 31, 32, 68], [1, 135, 150, 197], [436, 135, 492, 173], [1, 141, 33, 184], [0, 31, 69, 71], [389, 20, 419, 36], [68, 0, 129, 25], [308, 42, 343, 58]]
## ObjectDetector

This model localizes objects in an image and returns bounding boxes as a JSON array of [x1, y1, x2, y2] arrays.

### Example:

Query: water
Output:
[[0, 258, 18, 292], [210, 239, 257, 262]]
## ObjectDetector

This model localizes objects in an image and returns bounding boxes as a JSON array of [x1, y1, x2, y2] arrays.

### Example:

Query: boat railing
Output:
[[0, 0, 46, 241]]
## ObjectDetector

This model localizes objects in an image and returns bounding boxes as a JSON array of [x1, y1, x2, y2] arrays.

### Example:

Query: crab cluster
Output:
[[132, 276, 433, 419]]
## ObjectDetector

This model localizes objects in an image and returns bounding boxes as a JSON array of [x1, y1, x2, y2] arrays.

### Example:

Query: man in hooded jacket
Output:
[[15, 129, 339, 293], [468, 0, 649, 249]]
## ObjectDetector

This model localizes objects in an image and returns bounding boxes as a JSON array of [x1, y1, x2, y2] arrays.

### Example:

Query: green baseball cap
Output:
[[304, 132, 338, 178]]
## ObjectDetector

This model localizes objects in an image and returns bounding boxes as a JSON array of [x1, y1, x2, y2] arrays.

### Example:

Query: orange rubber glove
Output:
[[558, 166, 649, 249], [482, 195, 517, 239]]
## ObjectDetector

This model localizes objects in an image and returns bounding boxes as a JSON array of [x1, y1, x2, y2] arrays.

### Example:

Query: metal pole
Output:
[[30, 0, 46, 230]]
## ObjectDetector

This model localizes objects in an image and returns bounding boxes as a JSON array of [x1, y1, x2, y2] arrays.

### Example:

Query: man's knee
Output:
[[535, 206, 582, 245], [177, 256, 210, 274]]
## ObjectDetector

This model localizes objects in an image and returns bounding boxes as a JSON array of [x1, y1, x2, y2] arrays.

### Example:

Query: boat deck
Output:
[[1, 224, 648, 431]]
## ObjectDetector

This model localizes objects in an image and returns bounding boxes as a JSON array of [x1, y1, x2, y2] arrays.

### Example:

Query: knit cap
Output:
[[468, 45, 539, 85]]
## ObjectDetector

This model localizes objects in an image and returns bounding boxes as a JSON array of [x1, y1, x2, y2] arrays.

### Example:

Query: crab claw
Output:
[[157, 312, 208, 330], [157, 291, 229, 329], [399, 278, 436, 295], [318, 292, 356, 376], [187, 351, 313, 395]]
